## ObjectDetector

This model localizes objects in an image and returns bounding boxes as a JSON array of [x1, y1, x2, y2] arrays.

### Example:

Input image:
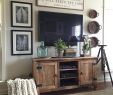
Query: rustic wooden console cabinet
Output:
[[32, 57, 97, 93]]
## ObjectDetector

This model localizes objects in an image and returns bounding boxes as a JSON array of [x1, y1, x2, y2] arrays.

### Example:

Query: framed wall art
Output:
[[36, 0, 84, 10], [11, 1, 32, 27], [11, 30, 33, 55]]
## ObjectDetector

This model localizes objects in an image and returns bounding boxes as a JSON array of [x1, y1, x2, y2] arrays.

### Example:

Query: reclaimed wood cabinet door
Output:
[[34, 61, 58, 93], [79, 60, 93, 85]]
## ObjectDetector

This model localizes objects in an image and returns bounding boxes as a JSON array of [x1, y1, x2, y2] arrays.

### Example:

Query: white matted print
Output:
[[11, 1, 32, 27], [11, 30, 33, 55]]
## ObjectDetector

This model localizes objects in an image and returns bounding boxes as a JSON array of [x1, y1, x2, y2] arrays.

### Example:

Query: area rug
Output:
[[65, 89, 113, 95]]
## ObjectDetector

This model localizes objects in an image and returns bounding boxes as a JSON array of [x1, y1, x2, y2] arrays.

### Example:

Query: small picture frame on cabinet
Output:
[[11, 30, 33, 55], [11, 1, 32, 27]]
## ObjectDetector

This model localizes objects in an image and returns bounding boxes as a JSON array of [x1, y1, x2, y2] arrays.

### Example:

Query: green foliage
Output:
[[82, 35, 91, 54], [83, 43, 90, 52], [54, 39, 67, 51]]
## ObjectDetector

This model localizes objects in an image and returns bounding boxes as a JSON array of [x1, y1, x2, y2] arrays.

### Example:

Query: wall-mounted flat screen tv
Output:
[[38, 11, 83, 46]]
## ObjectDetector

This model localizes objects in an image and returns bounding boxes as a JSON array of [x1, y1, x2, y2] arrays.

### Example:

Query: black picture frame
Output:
[[11, 30, 33, 55], [11, 1, 32, 27]]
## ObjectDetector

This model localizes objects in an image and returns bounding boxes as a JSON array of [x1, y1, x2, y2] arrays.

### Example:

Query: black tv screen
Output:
[[38, 11, 83, 46]]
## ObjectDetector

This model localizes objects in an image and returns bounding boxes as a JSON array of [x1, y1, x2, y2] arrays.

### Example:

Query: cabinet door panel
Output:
[[36, 61, 58, 92], [79, 60, 93, 85]]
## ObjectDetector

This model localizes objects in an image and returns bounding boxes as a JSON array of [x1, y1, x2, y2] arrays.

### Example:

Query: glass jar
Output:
[[37, 41, 48, 57]]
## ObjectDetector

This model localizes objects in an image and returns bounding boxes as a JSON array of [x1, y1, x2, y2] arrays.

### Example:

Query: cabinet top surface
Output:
[[32, 57, 97, 62]]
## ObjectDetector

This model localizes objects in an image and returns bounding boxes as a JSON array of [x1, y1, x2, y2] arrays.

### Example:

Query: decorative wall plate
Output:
[[88, 9, 99, 18], [88, 21, 102, 34]]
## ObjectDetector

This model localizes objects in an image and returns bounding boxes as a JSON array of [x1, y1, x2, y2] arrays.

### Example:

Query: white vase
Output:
[[77, 42, 84, 57]]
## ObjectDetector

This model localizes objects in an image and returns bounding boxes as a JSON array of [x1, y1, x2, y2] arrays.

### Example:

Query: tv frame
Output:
[[38, 11, 83, 46]]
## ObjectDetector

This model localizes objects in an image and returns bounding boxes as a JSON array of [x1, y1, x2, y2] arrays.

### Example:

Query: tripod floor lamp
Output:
[[96, 45, 113, 86]]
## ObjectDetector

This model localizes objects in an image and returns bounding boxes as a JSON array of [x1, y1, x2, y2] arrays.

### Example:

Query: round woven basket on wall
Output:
[[88, 9, 99, 18], [90, 37, 100, 48], [87, 21, 102, 34]]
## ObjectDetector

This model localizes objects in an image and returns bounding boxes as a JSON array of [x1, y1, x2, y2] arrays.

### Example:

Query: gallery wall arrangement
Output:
[[87, 9, 101, 48], [10, 1, 33, 55]]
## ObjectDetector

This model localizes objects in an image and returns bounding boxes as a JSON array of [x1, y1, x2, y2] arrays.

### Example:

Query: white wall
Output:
[[0, 0, 2, 80], [104, 0, 113, 71], [4, 0, 35, 80], [1, 0, 103, 80], [0, 0, 6, 81]]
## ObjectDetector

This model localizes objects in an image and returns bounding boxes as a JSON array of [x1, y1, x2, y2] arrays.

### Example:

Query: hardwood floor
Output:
[[0, 81, 112, 95], [40, 82, 113, 95]]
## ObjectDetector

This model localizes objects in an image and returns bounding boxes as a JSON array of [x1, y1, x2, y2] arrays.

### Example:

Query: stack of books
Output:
[[64, 48, 76, 57]]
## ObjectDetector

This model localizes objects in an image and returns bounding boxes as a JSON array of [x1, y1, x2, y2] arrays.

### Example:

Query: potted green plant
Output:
[[54, 39, 67, 57]]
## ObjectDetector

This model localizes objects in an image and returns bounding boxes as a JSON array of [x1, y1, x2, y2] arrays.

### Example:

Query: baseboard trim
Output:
[[0, 92, 7, 95], [0, 90, 8, 95], [0, 81, 8, 95]]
